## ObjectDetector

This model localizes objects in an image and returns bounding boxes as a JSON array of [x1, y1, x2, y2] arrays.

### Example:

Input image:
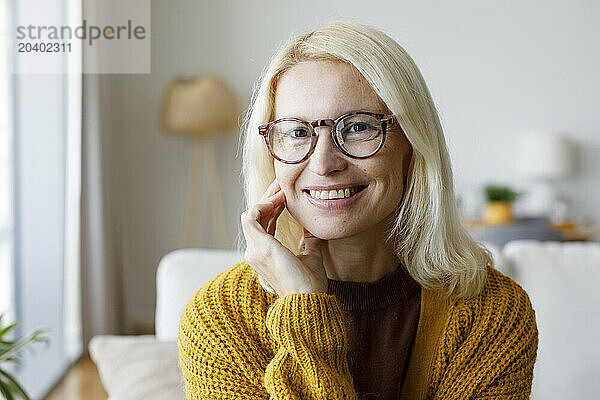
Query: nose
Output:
[[307, 126, 347, 175]]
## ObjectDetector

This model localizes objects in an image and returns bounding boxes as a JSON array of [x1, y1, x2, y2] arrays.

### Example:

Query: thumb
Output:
[[302, 227, 326, 257]]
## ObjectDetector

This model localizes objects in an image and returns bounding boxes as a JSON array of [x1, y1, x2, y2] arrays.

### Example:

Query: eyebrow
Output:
[[276, 109, 385, 121]]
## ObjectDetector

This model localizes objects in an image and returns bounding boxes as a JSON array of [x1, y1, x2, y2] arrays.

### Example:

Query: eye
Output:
[[348, 123, 371, 133], [285, 127, 310, 138], [342, 122, 377, 135]]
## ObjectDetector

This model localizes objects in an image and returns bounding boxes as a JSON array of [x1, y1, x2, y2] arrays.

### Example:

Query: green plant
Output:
[[483, 185, 520, 203], [0, 314, 50, 400]]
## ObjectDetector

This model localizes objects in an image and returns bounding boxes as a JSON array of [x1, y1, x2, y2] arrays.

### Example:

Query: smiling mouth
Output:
[[303, 185, 368, 200]]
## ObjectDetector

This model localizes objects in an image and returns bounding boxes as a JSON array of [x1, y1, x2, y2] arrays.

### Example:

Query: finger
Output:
[[241, 208, 271, 242], [241, 216, 271, 270], [268, 188, 286, 206], [266, 215, 277, 236], [272, 198, 285, 215], [254, 202, 275, 230], [242, 203, 272, 236], [264, 202, 284, 237], [260, 178, 281, 202], [271, 193, 286, 216], [266, 201, 283, 231], [259, 189, 285, 224], [268, 190, 288, 234]]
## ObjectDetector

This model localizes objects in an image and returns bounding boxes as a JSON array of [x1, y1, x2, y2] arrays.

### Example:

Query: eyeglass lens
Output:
[[268, 113, 384, 163]]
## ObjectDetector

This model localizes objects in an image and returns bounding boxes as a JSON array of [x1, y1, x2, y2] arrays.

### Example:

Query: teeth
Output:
[[308, 186, 363, 200]]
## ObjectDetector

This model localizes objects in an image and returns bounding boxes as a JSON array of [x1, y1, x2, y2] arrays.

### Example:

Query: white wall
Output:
[[104, 0, 600, 332]]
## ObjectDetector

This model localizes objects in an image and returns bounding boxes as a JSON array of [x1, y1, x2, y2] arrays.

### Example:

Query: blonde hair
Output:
[[237, 20, 491, 300]]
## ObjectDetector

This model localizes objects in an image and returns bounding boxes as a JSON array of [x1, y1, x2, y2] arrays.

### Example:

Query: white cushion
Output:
[[502, 240, 600, 400], [89, 335, 185, 400], [155, 248, 243, 340]]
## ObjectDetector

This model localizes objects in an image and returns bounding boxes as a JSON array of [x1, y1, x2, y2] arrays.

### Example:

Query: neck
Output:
[[321, 215, 400, 282]]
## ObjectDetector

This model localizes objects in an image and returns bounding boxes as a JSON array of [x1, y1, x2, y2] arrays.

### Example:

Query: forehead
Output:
[[273, 60, 386, 120]]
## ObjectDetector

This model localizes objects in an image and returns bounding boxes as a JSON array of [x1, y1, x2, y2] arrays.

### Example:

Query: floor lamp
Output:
[[515, 133, 574, 219], [161, 75, 239, 249]]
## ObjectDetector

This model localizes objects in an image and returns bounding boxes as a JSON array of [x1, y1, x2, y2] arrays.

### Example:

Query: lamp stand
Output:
[[185, 138, 229, 249]]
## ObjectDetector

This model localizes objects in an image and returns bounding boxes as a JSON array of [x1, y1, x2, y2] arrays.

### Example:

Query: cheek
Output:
[[388, 160, 407, 187], [371, 153, 409, 200], [382, 162, 409, 209], [381, 140, 410, 185]]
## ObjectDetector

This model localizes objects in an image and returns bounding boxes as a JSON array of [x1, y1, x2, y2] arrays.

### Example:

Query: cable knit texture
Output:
[[177, 261, 538, 399]]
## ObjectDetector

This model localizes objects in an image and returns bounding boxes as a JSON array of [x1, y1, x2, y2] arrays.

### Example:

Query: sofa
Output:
[[89, 242, 600, 400]]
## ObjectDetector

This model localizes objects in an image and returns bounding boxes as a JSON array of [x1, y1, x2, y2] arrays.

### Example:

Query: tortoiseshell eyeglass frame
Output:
[[258, 110, 397, 164]]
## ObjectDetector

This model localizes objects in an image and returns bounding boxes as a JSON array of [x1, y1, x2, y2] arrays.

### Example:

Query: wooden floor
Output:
[[44, 354, 108, 400]]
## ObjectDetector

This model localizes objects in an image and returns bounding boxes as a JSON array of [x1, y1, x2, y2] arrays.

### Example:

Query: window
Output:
[[8, 0, 83, 396], [0, 0, 15, 325]]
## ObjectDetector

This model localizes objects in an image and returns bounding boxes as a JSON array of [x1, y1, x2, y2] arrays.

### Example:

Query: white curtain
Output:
[[80, 72, 125, 351]]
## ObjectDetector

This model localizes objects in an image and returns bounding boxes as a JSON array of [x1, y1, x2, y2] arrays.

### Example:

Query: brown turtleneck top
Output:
[[326, 264, 421, 399]]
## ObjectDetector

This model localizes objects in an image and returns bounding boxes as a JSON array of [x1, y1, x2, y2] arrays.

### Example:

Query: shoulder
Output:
[[453, 265, 538, 335], [190, 260, 257, 306], [178, 260, 277, 349], [179, 260, 274, 329], [444, 265, 539, 370], [470, 265, 536, 319]]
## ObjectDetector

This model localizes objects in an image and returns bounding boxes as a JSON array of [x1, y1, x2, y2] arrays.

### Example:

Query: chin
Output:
[[287, 203, 362, 240], [302, 222, 359, 241]]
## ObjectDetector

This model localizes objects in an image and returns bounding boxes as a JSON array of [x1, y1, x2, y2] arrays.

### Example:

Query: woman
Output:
[[178, 20, 538, 399]]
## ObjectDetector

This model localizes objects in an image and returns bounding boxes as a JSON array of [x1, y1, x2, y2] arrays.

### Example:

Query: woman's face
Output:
[[273, 60, 412, 240]]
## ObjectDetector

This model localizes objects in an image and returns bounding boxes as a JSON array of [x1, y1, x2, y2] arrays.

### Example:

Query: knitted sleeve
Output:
[[429, 267, 539, 399], [177, 264, 359, 399], [264, 293, 358, 399]]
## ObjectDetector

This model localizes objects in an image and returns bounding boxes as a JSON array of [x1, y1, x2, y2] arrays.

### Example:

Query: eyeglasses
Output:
[[258, 111, 397, 164]]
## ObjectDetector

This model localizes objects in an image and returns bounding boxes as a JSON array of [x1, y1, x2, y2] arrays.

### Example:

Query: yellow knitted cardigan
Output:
[[178, 261, 538, 399]]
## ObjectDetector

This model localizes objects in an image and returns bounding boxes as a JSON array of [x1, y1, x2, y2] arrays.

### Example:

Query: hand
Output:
[[241, 178, 328, 297]]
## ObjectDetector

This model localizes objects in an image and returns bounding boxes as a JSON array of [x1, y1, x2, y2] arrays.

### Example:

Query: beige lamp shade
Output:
[[516, 133, 574, 180], [162, 75, 239, 137]]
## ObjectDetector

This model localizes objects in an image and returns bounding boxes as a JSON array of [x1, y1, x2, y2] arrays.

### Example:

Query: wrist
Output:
[[281, 282, 327, 296]]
